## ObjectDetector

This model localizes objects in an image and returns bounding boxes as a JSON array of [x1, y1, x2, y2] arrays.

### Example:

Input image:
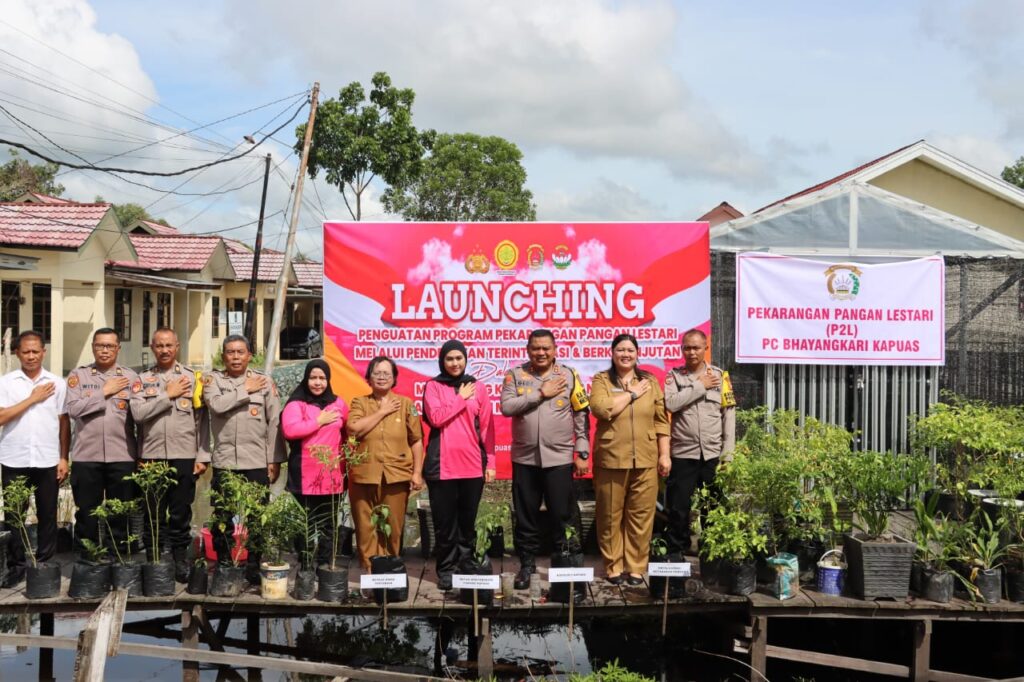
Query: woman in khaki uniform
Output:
[[347, 356, 425, 570], [589, 334, 671, 585]]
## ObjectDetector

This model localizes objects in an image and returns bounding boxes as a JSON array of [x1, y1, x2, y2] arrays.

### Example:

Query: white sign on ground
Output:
[[360, 574, 407, 589], [548, 567, 594, 583], [648, 562, 691, 577], [452, 574, 500, 590]]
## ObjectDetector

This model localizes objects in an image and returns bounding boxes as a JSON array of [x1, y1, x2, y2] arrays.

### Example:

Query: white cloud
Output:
[[928, 133, 1014, 176], [218, 0, 772, 186], [537, 177, 670, 221]]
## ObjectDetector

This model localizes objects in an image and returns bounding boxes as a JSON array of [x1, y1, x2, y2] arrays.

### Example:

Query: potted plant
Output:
[[913, 398, 1024, 520], [647, 536, 686, 599], [2, 477, 60, 598], [208, 471, 265, 597], [549, 525, 585, 604], [257, 493, 302, 600], [311, 443, 351, 603], [89, 498, 142, 596], [478, 504, 508, 559], [292, 500, 319, 601], [458, 513, 497, 607], [841, 450, 929, 599], [369, 503, 408, 604], [911, 498, 957, 603], [127, 461, 178, 596], [68, 538, 111, 599], [957, 510, 1008, 604], [186, 552, 209, 595], [699, 505, 768, 596]]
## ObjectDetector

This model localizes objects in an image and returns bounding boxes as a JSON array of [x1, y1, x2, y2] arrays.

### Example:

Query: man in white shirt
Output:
[[0, 330, 70, 586]]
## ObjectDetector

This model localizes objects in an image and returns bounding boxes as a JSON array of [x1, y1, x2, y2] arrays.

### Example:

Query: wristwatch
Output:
[[629, 391, 638, 403], [577, 451, 590, 460]]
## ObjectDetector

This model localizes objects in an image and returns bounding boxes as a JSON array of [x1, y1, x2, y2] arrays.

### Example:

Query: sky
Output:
[[1, 0, 1022, 260]]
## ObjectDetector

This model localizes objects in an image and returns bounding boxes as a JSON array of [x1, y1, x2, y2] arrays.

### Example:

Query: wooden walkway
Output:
[[3, 552, 1024, 681]]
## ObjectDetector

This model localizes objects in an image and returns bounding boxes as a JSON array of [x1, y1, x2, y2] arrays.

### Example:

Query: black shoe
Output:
[[437, 574, 452, 591], [606, 573, 624, 586], [514, 563, 535, 590], [2, 567, 25, 588], [626, 574, 645, 587]]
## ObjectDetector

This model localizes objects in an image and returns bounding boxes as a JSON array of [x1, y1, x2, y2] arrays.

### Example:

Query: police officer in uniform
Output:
[[663, 328, 736, 555], [64, 327, 139, 558], [130, 328, 210, 582], [203, 334, 285, 582], [500, 329, 590, 589]]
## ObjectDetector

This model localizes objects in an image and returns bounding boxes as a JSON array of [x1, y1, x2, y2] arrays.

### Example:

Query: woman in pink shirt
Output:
[[281, 359, 348, 566], [422, 339, 495, 590]]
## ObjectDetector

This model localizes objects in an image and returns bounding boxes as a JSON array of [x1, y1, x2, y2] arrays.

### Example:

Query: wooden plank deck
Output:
[[2, 551, 1023, 623]]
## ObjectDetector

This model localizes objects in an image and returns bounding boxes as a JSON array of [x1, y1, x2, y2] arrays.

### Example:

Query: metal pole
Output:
[[244, 153, 272, 351]]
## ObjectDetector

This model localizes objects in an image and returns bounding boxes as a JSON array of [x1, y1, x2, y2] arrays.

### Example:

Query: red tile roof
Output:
[[0, 201, 111, 249], [138, 220, 181, 236], [755, 140, 921, 213], [696, 201, 744, 227], [222, 238, 251, 254], [292, 260, 323, 288], [228, 248, 285, 282], [110, 234, 222, 272], [15, 192, 73, 204]]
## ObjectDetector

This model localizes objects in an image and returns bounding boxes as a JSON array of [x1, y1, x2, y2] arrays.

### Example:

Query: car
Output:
[[279, 327, 323, 359]]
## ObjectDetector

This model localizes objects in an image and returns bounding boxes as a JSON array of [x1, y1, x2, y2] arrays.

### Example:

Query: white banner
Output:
[[736, 254, 945, 366], [648, 562, 691, 577]]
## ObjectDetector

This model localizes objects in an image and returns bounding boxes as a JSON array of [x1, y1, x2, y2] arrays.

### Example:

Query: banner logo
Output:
[[464, 248, 490, 275], [526, 244, 544, 269], [494, 239, 519, 275], [552, 244, 572, 270], [824, 264, 862, 301]]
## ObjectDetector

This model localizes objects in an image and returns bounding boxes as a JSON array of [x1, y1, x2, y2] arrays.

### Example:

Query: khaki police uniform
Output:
[[203, 367, 284, 569], [662, 362, 737, 554], [500, 362, 591, 569], [64, 363, 139, 554], [130, 363, 210, 556]]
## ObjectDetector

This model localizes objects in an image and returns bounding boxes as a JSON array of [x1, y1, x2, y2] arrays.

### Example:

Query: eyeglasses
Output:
[[370, 372, 394, 379], [92, 343, 118, 350], [223, 350, 248, 357]]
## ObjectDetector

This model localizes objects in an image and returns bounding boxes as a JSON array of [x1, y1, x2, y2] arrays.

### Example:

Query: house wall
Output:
[[871, 160, 1024, 241], [219, 281, 280, 360]]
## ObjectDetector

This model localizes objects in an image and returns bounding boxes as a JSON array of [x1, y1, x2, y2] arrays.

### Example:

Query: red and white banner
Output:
[[323, 222, 710, 478], [736, 254, 945, 366]]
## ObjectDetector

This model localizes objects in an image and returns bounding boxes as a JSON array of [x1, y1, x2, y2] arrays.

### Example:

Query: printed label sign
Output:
[[548, 567, 595, 583], [452, 574, 501, 590], [736, 254, 944, 365], [647, 562, 692, 577], [360, 573, 408, 589]]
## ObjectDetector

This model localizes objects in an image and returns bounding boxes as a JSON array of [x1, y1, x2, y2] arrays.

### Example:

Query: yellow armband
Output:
[[721, 371, 736, 408], [193, 371, 204, 408], [569, 368, 590, 412]]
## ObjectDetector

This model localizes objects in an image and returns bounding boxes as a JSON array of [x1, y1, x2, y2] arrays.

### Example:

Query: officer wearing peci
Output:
[[64, 327, 140, 558], [130, 328, 210, 582], [500, 329, 590, 590], [203, 334, 285, 583]]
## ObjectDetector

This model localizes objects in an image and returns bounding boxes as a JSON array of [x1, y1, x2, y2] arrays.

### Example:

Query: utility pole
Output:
[[244, 153, 272, 352], [264, 82, 319, 373]]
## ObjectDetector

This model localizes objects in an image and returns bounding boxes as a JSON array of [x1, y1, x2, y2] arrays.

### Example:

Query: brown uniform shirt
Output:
[[499, 363, 590, 468], [64, 363, 139, 463], [664, 363, 736, 461], [347, 393, 423, 485], [130, 364, 210, 463], [204, 368, 285, 470], [589, 371, 670, 469]]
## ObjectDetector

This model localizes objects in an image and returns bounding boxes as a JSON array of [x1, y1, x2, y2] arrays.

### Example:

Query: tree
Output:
[[0, 150, 64, 201], [297, 72, 424, 221], [94, 196, 169, 228], [382, 132, 537, 221], [1002, 156, 1024, 190]]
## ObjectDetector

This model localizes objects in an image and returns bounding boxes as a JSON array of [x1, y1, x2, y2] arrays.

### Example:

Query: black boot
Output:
[[514, 556, 535, 590], [172, 547, 189, 583]]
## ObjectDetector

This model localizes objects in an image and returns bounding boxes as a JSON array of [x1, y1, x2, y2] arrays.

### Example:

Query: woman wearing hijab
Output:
[[281, 359, 348, 565], [422, 339, 495, 591], [589, 334, 671, 586], [346, 356, 424, 570]]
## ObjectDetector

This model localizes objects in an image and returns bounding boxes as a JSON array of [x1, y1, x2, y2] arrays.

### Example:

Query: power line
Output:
[[0, 98, 307, 177]]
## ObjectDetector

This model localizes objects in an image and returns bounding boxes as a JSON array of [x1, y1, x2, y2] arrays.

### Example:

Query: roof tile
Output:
[[109, 234, 221, 271], [0, 201, 110, 249]]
